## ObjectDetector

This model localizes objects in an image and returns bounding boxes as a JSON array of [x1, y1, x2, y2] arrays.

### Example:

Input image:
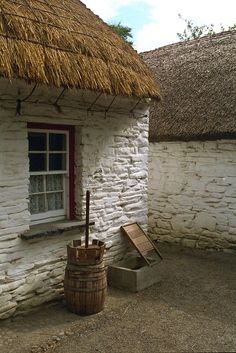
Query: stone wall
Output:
[[0, 79, 149, 319], [148, 140, 236, 252]]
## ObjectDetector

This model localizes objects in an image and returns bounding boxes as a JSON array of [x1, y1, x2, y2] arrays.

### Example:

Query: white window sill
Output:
[[20, 220, 95, 240]]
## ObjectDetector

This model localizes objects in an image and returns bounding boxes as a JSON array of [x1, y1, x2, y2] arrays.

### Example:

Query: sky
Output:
[[82, 0, 236, 52]]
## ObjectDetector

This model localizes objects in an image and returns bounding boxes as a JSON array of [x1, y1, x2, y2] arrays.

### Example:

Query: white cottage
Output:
[[0, 0, 160, 319], [142, 31, 236, 252]]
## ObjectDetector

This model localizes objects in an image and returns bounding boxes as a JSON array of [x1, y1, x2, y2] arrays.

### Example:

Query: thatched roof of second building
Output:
[[0, 0, 160, 99], [142, 31, 236, 141]]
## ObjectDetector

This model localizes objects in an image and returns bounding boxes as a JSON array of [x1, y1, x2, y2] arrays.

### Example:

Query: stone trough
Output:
[[107, 256, 160, 292]]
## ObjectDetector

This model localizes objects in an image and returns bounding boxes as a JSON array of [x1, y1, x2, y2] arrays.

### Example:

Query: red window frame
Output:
[[27, 122, 75, 219]]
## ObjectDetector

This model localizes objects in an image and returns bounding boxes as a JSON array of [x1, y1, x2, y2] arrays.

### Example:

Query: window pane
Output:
[[30, 194, 46, 214], [29, 175, 44, 194], [47, 193, 63, 210], [29, 153, 46, 172], [28, 132, 46, 151], [49, 133, 66, 151], [49, 154, 66, 171], [46, 175, 63, 191]]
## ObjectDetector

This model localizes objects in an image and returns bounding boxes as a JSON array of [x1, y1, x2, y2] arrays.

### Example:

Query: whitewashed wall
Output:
[[148, 141, 236, 252], [0, 79, 149, 319]]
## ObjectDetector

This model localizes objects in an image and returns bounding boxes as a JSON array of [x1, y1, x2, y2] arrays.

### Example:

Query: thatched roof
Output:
[[142, 31, 236, 141], [0, 0, 160, 100]]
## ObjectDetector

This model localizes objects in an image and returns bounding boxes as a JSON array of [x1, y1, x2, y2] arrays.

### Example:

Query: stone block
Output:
[[17, 290, 59, 310], [194, 213, 216, 232], [181, 239, 197, 248], [1, 279, 25, 293], [156, 229, 171, 236], [108, 256, 160, 292], [201, 230, 218, 239], [0, 293, 12, 307], [171, 218, 192, 234], [7, 263, 35, 278], [216, 224, 228, 232], [196, 239, 214, 249], [155, 234, 175, 242], [156, 219, 172, 230], [0, 302, 17, 319], [14, 280, 44, 296], [223, 234, 236, 244], [229, 227, 236, 235], [214, 239, 230, 248], [229, 218, 236, 228], [205, 184, 226, 193]]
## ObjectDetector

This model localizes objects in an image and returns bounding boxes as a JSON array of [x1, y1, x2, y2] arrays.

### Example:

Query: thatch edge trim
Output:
[[149, 132, 236, 143], [0, 0, 161, 99], [142, 29, 236, 56]]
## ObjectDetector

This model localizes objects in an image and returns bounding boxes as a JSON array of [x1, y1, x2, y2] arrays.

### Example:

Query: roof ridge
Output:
[[142, 29, 236, 55]]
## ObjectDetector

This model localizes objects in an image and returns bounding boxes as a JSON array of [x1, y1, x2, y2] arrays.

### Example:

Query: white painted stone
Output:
[[205, 184, 226, 193], [229, 218, 236, 228], [229, 227, 236, 235], [148, 140, 236, 251], [181, 239, 197, 248], [1, 279, 25, 293], [201, 230, 218, 239], [0, 293, 12, 307], [105, 240, 113, 249], [156, 219, 172, 230], [194, 213, 217, 232], [0, 302, 17, 319], [0, 78, 149, 319]]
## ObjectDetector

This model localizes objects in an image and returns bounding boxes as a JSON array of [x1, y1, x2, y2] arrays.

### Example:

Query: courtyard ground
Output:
[[1, 244, 236, 353]]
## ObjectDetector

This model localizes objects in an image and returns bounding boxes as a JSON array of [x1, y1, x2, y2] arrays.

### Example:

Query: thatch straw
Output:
[[0, 0, 160, 99], [142, 30, 236, 141]]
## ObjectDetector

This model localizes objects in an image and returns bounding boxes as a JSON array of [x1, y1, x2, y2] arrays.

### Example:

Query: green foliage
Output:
[[177, 14, 236, 41], [228, 24, 236, 31], [109, 22, 133, 44]]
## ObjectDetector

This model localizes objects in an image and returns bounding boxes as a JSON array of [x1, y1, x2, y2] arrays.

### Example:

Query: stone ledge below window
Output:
[[20, 220, 95, 240]]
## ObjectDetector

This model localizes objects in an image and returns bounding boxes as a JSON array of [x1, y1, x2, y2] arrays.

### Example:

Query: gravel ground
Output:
[[1, 244, 236, 353]]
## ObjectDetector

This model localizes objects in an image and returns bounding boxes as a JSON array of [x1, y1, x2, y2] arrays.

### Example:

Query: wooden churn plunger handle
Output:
[[85, 190, 90, 248]]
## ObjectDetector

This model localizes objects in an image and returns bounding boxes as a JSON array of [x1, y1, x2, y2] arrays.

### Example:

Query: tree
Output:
[[177, 14, 236, 41], [109, 22, 133, 44]]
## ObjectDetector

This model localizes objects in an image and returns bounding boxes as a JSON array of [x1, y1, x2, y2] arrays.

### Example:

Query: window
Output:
[[28, 123, 75, 224]]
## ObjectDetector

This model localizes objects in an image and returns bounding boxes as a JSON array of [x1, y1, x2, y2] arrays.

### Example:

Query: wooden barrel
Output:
[[64, 260, 107, 315]]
